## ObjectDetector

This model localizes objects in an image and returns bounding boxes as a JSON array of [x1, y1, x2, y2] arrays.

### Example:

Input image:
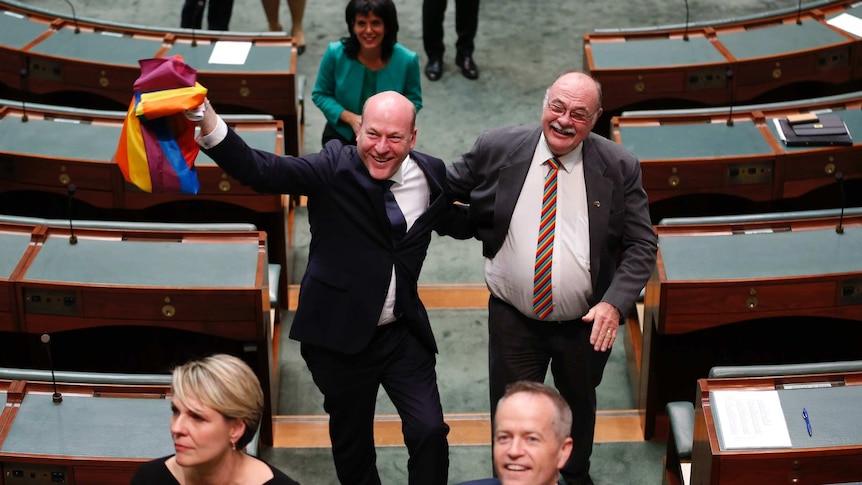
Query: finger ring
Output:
[[607, 330, 612, 335]]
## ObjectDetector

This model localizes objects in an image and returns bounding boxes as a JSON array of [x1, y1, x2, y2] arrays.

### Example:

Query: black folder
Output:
[[778, 114, 853, 146]]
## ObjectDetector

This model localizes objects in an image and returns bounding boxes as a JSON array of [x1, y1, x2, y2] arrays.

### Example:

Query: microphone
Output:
[[835, 171, 846, 234], [19, 68, 28, 122], [683, 0, 690, 41], [796, 0, 803, 25], [191, 0, 204, 47], [63, 0, 81, 33], [41, 334, 63, 404], [67, 184, 78, 244], [726, 68, 735, 127]]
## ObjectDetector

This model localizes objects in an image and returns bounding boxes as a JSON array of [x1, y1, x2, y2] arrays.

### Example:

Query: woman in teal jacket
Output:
[[312, 0, 422, 146]]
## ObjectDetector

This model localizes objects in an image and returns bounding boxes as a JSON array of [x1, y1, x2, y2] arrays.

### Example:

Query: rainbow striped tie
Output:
[[533, 157, 561, 320]]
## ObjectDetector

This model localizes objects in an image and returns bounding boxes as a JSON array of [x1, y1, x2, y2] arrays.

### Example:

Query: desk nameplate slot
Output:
[[27, 57, 63, 82], [840, 278, 862, 306], [727, 160, 774, 185], [1, 463, 68, 484], [686, 67, 728, 91], [22, 288, 78, 316]]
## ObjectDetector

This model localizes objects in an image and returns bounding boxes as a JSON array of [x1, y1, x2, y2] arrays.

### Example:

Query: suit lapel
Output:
[[492, 128, 542, 249], [583, 135, 612, 289]]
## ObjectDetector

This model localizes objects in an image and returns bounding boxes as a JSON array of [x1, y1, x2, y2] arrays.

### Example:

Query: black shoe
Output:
[[425, 57, 443, 81], [455, 54, 479, 80]]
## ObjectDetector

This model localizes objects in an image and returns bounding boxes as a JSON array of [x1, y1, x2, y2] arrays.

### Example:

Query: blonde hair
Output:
[[172, 354, 264, 449]]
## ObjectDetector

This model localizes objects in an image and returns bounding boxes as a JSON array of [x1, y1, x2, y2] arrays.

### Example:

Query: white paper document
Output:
[[711, 390, 792, 450], [828, 13, 862, 38], [208, 41, 252, 65]]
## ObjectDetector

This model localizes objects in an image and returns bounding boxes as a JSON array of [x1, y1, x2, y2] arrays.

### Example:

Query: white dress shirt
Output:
[[485, 134, 592, 321], [377, 155, 430, 325]]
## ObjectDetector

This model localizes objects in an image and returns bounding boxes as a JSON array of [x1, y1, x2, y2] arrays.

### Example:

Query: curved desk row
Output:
[[0, 101, 292, 305], [0, 219, 277, 445], [585, 0, 862, 114], [612, 91, 862, 221], [0, 102, 286, 212], [0, 0, 302, 155], [638, 213, 862, 440]]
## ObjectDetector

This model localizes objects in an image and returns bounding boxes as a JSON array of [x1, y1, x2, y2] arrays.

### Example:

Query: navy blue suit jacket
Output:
[[204, 131, 468, 354]]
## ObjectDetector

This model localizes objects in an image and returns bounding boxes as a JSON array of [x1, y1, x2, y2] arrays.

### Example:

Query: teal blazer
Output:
[[311, 40, 423, 141]]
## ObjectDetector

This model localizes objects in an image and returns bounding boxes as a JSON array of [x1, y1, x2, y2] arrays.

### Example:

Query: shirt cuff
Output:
[[197, 116, 228, 149]]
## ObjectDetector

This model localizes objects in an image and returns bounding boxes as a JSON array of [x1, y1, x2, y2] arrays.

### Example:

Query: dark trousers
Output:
[[301, 321, 450, 485], [422, 0, 480, 58], [488, 296, 611, 484], [181, 0, 233, 30]]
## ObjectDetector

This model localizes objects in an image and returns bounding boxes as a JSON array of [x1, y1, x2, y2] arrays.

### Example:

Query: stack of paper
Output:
[[711, 390, 793, 450]]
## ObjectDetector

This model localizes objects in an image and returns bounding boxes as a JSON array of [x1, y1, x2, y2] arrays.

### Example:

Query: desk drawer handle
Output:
[[746, 296, 758, 309], [162, 304, 176, 317], [825, 162, 836, 175], [59, 173, 71, 185]]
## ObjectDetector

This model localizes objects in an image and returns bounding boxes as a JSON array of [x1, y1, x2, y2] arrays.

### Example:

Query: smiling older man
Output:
[[446, 71, 657, 485], [189, 90, 470, 485]]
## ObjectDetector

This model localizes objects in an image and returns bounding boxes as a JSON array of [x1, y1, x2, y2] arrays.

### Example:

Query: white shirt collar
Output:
[[536, 133, 583, 173], [387, 154, 414, 186]]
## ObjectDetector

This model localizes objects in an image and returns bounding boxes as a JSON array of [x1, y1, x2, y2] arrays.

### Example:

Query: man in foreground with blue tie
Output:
[[446, 71, 657, 485], [188, 90, 469, 484]]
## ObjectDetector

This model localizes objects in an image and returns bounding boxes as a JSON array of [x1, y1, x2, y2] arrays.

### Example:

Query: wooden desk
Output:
[[691, 371, 862, 484], [0, 102, 291, 304], [640, 215, 862, 440], [0, 223, 276, 445], [0, 0, 301, 155], [613, 92, 862, 222], [585, 0, 861, 116], [0, 374, 174, 485]]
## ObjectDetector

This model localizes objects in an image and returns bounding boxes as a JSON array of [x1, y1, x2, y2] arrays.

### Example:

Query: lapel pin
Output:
[[593, 200, 601, 208]]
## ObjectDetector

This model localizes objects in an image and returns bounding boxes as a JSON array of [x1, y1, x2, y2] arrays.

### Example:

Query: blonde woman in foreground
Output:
[[131, 354, 300, 485]]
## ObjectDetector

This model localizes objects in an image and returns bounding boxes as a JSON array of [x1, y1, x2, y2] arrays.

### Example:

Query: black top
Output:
[[130, 455, 300, 485]]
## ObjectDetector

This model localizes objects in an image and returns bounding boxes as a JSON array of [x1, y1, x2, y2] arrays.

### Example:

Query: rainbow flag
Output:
[[114, 56, 207, 194]]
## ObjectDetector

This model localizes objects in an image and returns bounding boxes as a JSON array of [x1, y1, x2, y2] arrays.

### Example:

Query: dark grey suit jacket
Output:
[[446, 124, 657, 318], [205, 131, 468, 354]]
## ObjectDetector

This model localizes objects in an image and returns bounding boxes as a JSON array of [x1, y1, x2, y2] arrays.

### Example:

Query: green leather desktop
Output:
[[0, 371, 174, 485], [613, 92, 862, 222], [585, 0, 860, 115]]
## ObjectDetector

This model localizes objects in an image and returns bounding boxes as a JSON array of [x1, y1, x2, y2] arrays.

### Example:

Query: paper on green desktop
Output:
[[711, 390, 792, 450]]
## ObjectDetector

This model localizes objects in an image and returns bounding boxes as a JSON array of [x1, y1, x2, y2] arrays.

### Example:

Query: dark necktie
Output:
[[382, 180, 407, 240]]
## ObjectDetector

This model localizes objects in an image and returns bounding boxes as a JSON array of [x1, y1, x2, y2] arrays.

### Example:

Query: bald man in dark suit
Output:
[[189, 91, 469, 485]]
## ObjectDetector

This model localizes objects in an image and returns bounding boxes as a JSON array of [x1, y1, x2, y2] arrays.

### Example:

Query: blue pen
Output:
[[803, 408, 812, 437]]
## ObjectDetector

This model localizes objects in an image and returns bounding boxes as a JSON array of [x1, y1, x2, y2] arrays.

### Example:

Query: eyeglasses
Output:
[[546, 102, 599, 124]]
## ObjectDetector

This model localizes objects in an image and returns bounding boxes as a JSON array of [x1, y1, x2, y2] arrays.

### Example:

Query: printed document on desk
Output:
[[711, 390, 792, 450]]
